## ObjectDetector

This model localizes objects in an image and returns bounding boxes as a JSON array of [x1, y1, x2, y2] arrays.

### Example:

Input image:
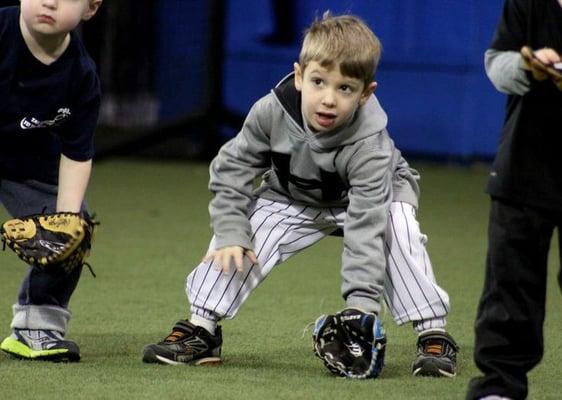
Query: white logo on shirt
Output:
[[20, 108, 71, 130]]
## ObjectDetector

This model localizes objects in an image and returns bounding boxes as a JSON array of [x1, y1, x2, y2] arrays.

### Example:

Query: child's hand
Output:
[[521, 46, 562, 89], [203, 246, 258, 274], [532, 47, 561, 66]]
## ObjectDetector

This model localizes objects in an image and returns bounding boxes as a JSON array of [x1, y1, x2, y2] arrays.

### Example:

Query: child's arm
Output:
[[208, 97, 273, 269], [484, 49, 531, 95], [56, 154, 92, 213], [484, 0, 562, 94], [485, 47, 562, 95], [341, 140, 394, 314], [484, 0, 529, 95]]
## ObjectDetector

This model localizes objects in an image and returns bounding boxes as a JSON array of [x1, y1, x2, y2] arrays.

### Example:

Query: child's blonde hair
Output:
[[299, 12, 382, 87]]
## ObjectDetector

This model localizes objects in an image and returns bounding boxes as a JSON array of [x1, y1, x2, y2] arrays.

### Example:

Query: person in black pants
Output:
[[466, 1, 562, 399]]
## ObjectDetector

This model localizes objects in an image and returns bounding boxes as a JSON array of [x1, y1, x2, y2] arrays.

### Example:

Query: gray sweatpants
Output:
[[0, 178, 86, 336]]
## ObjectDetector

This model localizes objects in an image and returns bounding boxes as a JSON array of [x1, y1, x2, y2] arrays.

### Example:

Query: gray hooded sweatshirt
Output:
[[208, 73, 419, 311]]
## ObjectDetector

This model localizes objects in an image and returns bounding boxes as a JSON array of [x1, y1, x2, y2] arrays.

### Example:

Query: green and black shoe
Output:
[[1, 329, 80, 362]]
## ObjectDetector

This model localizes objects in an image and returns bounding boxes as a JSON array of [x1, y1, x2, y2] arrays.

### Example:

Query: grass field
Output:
[[0, 159, 560, 399]]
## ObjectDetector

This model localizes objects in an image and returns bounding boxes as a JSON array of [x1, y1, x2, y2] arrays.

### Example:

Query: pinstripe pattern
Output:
[[383, 202, 449, 330], [186, 200, 449, 329], [187, 198, 343, 320]]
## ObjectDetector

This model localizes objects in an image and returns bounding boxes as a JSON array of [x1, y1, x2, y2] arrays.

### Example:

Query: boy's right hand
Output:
[[203, 246, 258, 274]]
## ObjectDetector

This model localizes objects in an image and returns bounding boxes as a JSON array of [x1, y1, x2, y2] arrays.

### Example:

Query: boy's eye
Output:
[[312, 78, 323, 86], [340, 85, 353, 93]]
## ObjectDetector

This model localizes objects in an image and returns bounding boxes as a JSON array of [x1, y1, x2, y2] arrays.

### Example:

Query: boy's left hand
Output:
[[521, 46, 562, 90], [203, 246, 258, 274]]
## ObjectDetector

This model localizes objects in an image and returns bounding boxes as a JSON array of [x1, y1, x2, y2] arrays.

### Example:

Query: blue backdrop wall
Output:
[[221, 0, 506, 160], [154, 0, 507, 160]]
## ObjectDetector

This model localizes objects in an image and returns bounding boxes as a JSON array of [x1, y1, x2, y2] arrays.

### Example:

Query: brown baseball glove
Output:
[[1, 212, 98, 274]]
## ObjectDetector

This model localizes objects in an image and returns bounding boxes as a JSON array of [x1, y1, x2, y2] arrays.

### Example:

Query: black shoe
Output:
[[142, 320, 222, 365], [412, 330, 458, 377]]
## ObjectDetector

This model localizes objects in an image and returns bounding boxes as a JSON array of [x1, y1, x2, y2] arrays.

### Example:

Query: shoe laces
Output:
[[164, 331, 186, 343], [423, 340, 444, 355]]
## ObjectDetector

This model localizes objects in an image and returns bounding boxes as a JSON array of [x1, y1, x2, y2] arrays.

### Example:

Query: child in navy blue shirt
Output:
[[0, 0, 102, 362]]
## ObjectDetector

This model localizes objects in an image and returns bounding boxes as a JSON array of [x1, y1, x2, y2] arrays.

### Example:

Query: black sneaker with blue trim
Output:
[[412, 330, 458, 377], [142, 320, 222, 366]]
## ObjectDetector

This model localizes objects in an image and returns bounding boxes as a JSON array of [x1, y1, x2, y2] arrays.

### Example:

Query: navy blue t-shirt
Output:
[[0, 6, 100, 184]]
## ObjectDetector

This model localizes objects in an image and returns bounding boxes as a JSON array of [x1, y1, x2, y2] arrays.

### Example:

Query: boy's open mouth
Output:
[[316, 112, 336, 127]]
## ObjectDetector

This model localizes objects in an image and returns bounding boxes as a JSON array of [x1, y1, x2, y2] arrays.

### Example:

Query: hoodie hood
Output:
[[272, 72, 388, 151]]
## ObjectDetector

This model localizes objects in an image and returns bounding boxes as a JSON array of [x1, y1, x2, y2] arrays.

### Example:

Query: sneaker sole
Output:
[[0, 337, 80, 362], [142, 345, 222, 366], [155, 355, 222, 366], [412, 359, 456, 377]]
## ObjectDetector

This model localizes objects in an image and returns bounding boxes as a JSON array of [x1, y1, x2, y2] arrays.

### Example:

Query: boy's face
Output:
[[294, 61, 376, 133], [20, 0, 102, 37]]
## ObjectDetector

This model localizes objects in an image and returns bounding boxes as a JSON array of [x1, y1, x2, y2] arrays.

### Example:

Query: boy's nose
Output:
[[42, 0, 57, 9], [321, 90, 336, 107]]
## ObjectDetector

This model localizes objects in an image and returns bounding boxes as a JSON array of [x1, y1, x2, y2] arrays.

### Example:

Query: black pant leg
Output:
[[467, 198, 553, 400], [558, 227, 562, 292]]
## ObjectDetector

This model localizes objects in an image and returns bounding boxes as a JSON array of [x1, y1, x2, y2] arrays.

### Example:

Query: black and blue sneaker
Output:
[[412, 330, 458, 377], [142, 320, 222, 366]]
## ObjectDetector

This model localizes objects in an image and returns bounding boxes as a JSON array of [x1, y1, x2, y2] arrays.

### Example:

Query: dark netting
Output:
[[82, 0, 226, 160]]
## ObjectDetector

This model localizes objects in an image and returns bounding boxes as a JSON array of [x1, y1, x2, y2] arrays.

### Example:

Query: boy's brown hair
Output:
[[299, 12, 382, 86]]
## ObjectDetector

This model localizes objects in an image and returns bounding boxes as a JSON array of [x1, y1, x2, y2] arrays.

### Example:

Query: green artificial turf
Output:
[[0, 159, 560, 399]]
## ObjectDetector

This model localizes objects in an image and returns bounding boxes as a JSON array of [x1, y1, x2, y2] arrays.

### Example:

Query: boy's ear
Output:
[[359, 81, 377, 106], [82, 0, 103, 21], [293, 62, 303, 92]]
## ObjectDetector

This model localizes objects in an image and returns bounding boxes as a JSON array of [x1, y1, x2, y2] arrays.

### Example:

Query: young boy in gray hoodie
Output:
[[143, 12, 457, 377]]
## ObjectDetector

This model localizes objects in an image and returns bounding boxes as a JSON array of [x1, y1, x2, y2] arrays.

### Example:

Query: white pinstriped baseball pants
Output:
[[186, 198, 449, 330]]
